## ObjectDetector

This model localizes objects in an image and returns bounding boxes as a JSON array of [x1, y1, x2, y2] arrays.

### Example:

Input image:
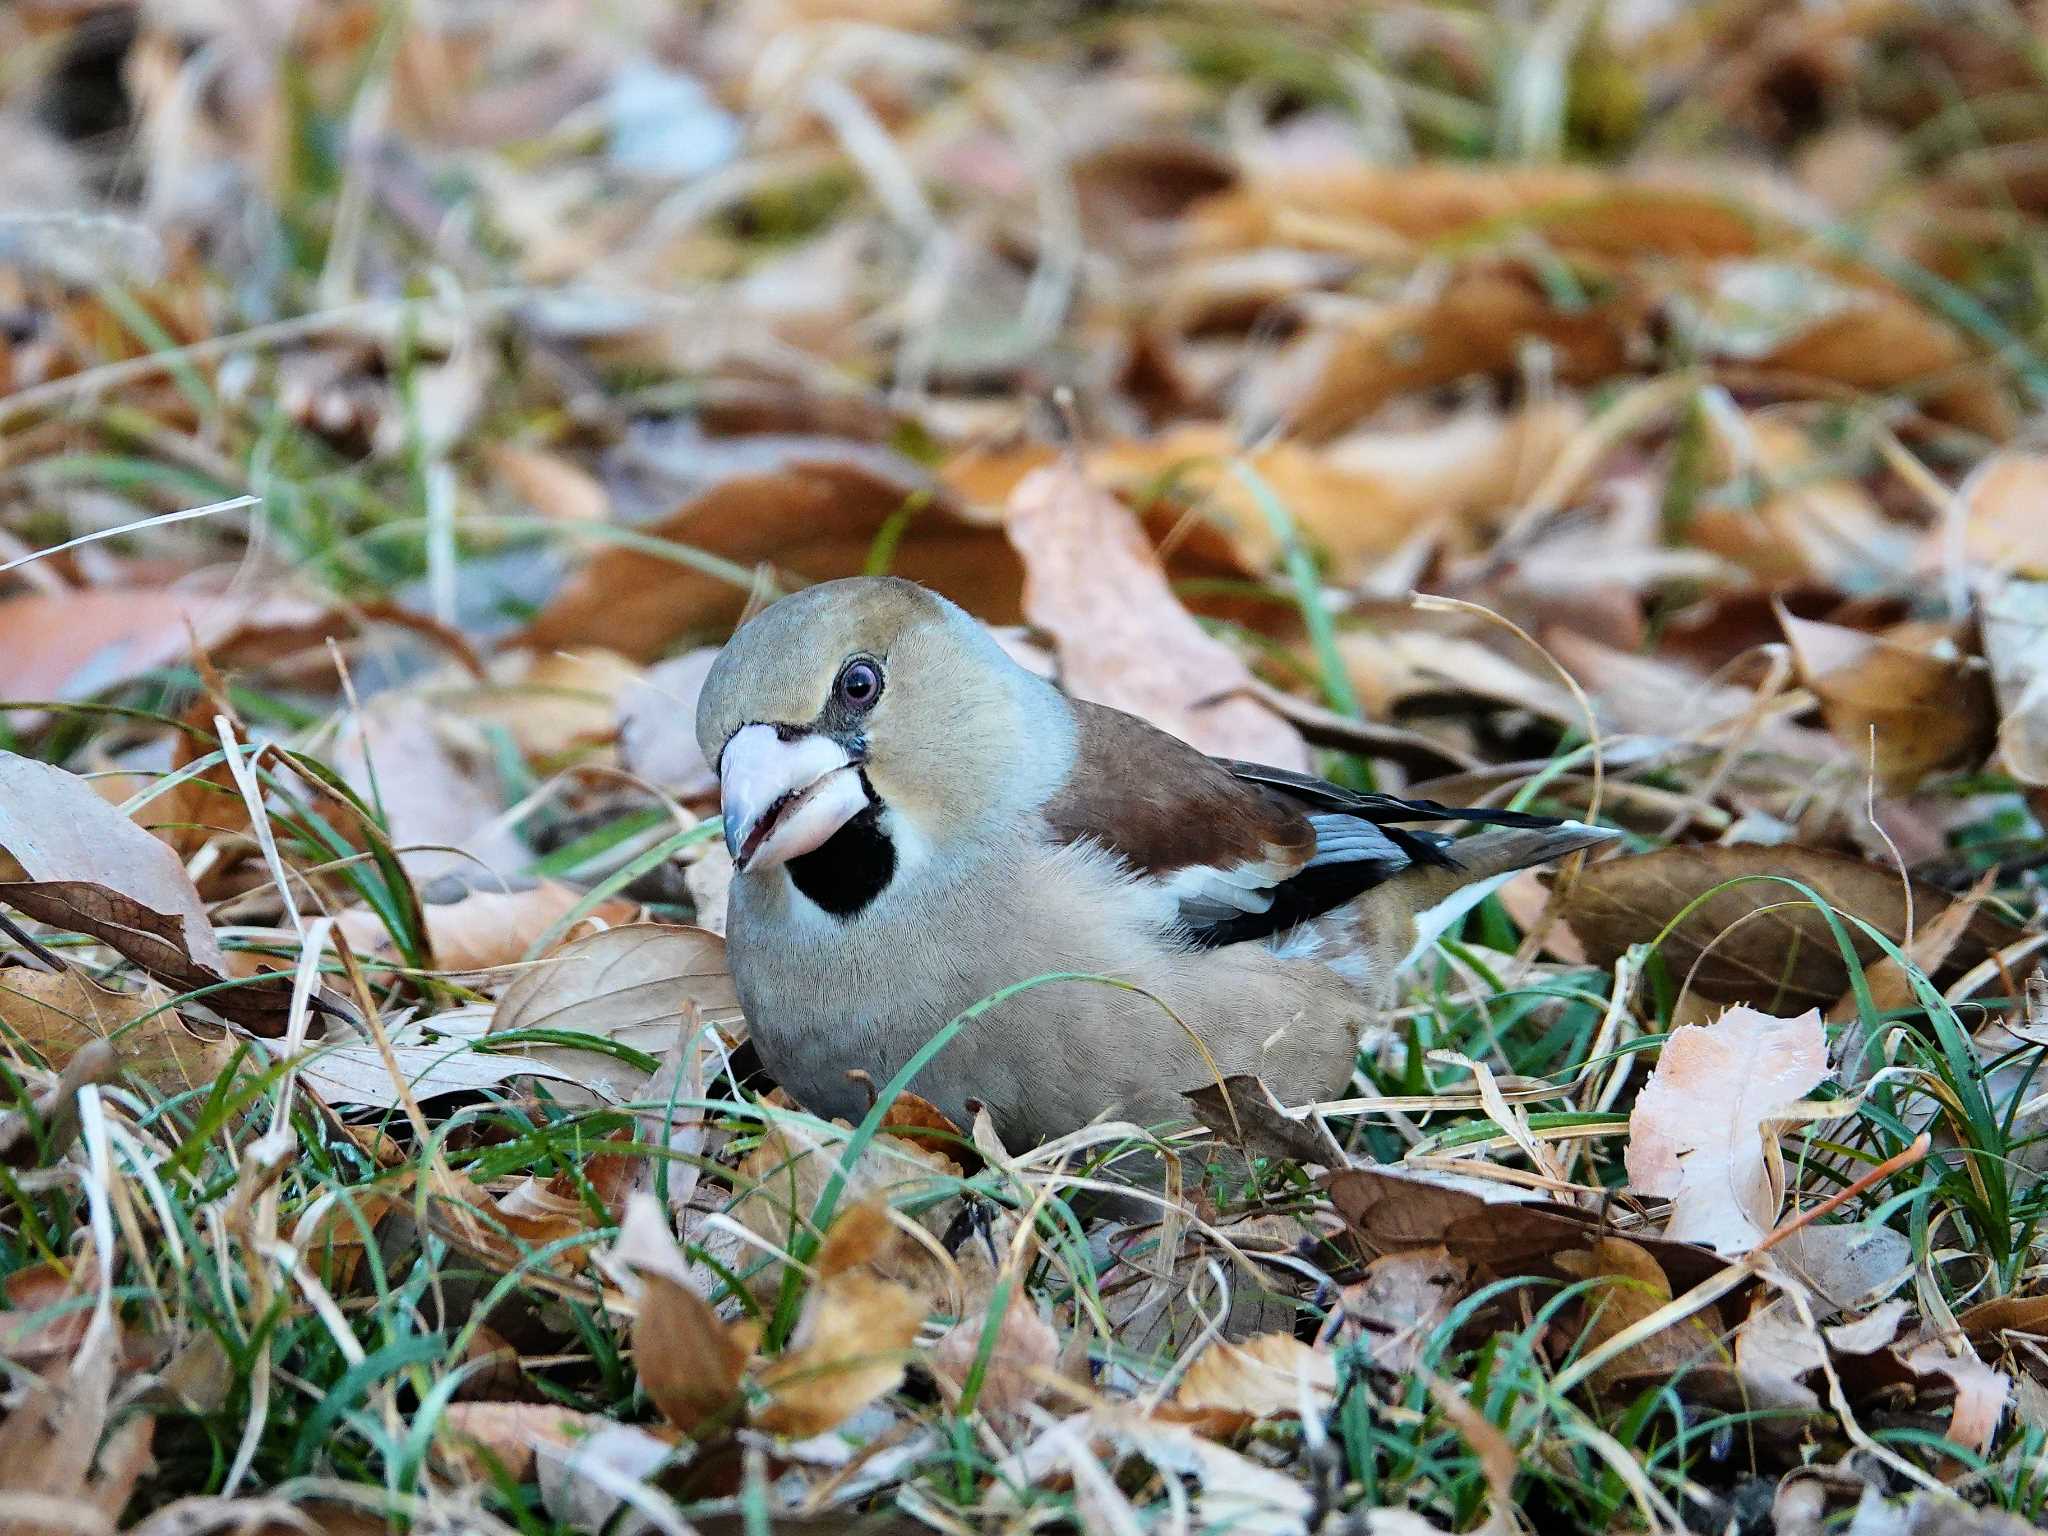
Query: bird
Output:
[[694, 576, 1613, 1153]]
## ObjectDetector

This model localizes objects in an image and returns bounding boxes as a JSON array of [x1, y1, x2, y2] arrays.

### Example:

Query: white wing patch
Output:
[[1157, 846, 1297, 924]]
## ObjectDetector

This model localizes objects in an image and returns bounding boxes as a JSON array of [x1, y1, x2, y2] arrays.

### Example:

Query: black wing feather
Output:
[[1182, 762, 1571, 950]]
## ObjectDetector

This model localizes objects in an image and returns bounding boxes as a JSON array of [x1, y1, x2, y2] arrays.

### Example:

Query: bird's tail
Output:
[[1344, 820, 1617, 989]]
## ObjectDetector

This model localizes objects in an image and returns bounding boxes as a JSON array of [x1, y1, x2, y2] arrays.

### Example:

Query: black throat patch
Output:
[[785, 779, 896, 918]]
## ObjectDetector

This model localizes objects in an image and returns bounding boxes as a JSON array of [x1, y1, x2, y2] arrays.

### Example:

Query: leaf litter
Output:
[[2, 2, 2048, 1532]]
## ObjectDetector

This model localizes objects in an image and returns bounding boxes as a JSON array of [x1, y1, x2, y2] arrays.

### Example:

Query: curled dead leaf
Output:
[[1555, 1237, 1731, 1392], [1551, 844, 2014, 1011], [753, 1268, 927, 1438], [488, 922, 739, 1104], [1004, 460, 1305, 767], [525, 450, 1023, 662], [0, 751, 318, 1033], [1175, 1332, 1336, 1419], [0, 965, 228, 1097], [1779, 608, 1995, 792]]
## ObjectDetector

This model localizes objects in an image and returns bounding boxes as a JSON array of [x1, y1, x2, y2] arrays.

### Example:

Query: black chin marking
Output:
[[785, 777, 895, 918]]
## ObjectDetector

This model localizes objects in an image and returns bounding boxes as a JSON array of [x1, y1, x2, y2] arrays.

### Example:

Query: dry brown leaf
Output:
[[0, 1281, 137, 1524], [1961, 454, 2048, 576], [1324, 1162, 1730, 1293], [1832, 872, 1993, 1025], [145, 699, 251, 862], [637, 1272, 749, 1436], [489, 923, 739, 1104], [1339, 1247, 1470, 1375], [1555, 1238, 1731, 1392], [487, 443, 610, 524], [525, 452, 1024, 661], [457, 648, 643, 761], [0, 965, 228, 1097], [1240, 260, 1650, 441], [754, 1268, 927, 1438], [0, 750, 311, 1033], [422, 1166, 604, 1286], [1185, 166, 1761, 260], [330, 693, 531, 881], [337, 881, 638, 974], [1981, 576, 2048, 785], [1740, 277, 2013, 440], [0, 1262, 93, 1367], [729, 1118, 958, 1302], [1089, 427, 1412, 575], [1901, 1340, 2011, 1454], [1779, 609, 1995, 792], [1003, 460, 1306, 767], [436, 1402, 616, 1483], [1552, 844, 2013, 1011], [1182, 1073, 1345, 1165], [930, 1292, 1060, 1419], [0, 586, 326, 702], [1176, 1332, 1337, 1419], [1625, 1005, 1831, 1253], [617, 648, 722, 799]]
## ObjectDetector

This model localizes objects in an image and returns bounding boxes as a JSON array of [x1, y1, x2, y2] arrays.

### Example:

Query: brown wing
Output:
[[1041, 703, 1319, 930], [1044, 702, 1592, 947]]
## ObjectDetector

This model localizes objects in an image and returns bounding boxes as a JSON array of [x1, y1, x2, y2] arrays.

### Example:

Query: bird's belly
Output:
[[724, 852, 1370, 1146]]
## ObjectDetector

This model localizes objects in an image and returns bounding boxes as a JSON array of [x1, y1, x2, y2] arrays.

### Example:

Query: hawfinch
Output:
[[696, 577, 1611, 1151]]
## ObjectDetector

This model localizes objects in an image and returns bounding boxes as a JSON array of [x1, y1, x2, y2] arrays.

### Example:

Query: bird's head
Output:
[[695, 577, 1069, 907]]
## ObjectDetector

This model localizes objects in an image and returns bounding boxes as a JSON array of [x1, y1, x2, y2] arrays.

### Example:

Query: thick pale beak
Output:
[[718, 723, 869, 874]]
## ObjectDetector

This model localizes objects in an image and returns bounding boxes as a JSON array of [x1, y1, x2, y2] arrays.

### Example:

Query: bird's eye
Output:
[[835, 658, 883, 711]]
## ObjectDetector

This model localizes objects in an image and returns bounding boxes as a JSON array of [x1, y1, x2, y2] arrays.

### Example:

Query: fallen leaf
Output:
[[1779, 609, 1995, 792], [422, 1166, 605, 1287], [617, 647, 723, 798], [1626, 1005, 1831, 1253], [457, 647, 643, 761], [330, 693, 531, 881], [1185, 166, 1758, 261], [0, 586, 326, 702], [729, 1117, 959, 1302], [487, 443, 610, 524], [525, 450, 1024, 661], [1238, 260, 1650, 441], [1901, 1340, 2010, 1454], [1003, 460, 1306, 767], [0, 750, 312, 1033], [630, 1251, 749, 1433], [754, 1269, 927, 1438], [1555, 1237, 1732, 1391], [437, 1401, 615, 1484], [0, 965, 228, 1097], [1552, 844, 2014, 1010], [1340, 1246, 1470, 1375], [1961, 453, 2048, 576], [1732, 1292, 1826, 1411], [337, 881, 638, 974], [1730, 268, 2013, 440], [1833, 872, 1993, 1034], [293, 1037, 591, 1109], [1324, 1161, 1730, 1292], [930, 1291, 1060, 1419], [489, 923, 740, 1104], [1980, 576, 2048, 785], [532, 1420, 679, 1534], [1765, 1223, 1915, 1317], [1175, 1332, 1337, 1418], [1183, 1073, 1346, 1165]]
